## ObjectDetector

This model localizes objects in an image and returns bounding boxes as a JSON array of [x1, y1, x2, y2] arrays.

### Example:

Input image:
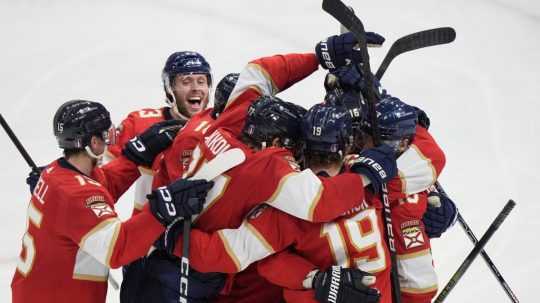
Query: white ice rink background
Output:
[[1, 0, 539, 302]]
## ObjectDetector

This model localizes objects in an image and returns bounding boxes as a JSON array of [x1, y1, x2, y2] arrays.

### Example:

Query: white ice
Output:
[[1, 0, 538, 302]]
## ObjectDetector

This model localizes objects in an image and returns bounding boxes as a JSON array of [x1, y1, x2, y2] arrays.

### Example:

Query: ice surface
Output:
[[1, 0, 538, 301]]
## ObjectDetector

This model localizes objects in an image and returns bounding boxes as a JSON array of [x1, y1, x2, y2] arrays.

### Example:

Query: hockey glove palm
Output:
[[148, 178, 214, 226], [423, 188, 458, 238], [313, 266, 380, 303], [316, 32, 385, 70], [122, 119, 183, 167], [350, 145, 397, 193]]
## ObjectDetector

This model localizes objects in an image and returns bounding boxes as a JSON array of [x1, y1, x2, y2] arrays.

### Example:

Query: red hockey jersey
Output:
[[11, 156, 165, 303], [105, 106, 171, 214]]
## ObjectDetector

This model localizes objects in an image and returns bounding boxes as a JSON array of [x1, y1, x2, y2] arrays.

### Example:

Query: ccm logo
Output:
[[129, 137, 146, 152], [157, 187, 176, 216]]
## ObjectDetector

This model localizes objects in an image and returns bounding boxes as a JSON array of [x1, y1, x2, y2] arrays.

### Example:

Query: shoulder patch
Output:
[[85, 196, 114, 218]]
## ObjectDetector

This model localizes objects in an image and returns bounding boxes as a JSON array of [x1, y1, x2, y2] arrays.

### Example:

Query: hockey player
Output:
[[11, 100, 214, 303], [105, 51, 213, 214], [141, 31, 396, 302], [212, 73, 240, 118], [327, 63, 445, 302]]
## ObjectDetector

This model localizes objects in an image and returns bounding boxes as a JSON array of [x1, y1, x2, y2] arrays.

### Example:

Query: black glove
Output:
[[26, 166, 45, 194], [315, 32, 385, 70], [148, 178, 214, 226], [122, 119, 183, 167], [313, 266, 380, 303], [413, 106, 431, 129], [423, 188, 458, 238], [350, 145, 397, 193]]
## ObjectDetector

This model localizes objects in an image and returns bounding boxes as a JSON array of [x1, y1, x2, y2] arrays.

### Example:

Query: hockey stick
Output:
[[321, 1, 401, 302], [375, 27, 456, 80], [0, 113, 38, 170], [434, 200, 516, 302], [435, 183, 519, 302], [175, 148, 246, 302], [0, 113, 126, 289]]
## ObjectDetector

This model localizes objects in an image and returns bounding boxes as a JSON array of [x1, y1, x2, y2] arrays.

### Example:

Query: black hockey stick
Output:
[[434, 200, 516, 302], [376, 27, 456, 80], [435, 183, 519, 302], [0, 113, 38, 170], [321, 1, 401, 303]]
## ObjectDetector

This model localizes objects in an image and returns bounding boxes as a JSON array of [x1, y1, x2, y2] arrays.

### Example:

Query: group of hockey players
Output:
[[11, 29, 459, 303]]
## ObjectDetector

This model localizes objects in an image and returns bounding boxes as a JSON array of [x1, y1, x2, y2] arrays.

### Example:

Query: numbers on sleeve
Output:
[[138, 109, 162, 118], [74, 175, 102, 187], [321, 208, 387, 273]]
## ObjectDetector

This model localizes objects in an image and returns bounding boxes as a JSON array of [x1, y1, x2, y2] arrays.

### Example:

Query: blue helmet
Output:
[[361, 96, 418, 141], [212, 73, 239, 118], [242, 95, 306, 151], [303, 104, 353, 156], [162, 51, 212, 105]]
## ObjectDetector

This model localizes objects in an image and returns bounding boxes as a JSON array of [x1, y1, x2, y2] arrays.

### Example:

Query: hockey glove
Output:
[[148, 178, 214, 226], [26, 166, 45, 194], [349, 145, 397, 194], [316, 32, 385, 70], [122, 119, 183, 167], [312, 266, 380, 303], [422, 188, 458, 238]]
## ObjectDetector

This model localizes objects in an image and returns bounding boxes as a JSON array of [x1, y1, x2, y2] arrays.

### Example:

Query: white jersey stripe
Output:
[[397, 249, 438, 293], [226, 62, 277, 109], [397, 144, 437, 194], [218, 221, 275, 271], [79, 217, 121, 267], [267, 170, 323, 221]]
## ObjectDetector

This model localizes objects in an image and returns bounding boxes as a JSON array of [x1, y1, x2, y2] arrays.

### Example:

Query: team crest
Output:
[[401, 220, 425, 249], [86, 196, 114, 217], [181, 150, 193, 172]]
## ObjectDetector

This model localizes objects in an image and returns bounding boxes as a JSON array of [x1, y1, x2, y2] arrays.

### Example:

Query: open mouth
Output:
[[186, 97, 203, 111]]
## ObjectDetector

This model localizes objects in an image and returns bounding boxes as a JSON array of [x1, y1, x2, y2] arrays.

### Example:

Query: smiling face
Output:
[[171, 73, 210, 118]]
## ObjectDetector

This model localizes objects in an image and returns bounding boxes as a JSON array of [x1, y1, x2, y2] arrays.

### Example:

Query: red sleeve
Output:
[[172, 206, 303, 274], [283, 289, 318, 303], [93, 155, 140, 202], [388, 126, 446, 195], [253, 153, 367, 222], [59, 185, 163, 269], [215, 53, 319, 136], [258, 250, 317, 290]]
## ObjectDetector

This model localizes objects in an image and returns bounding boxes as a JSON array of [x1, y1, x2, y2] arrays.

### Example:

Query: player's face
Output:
[[172, 74, 210, 118]]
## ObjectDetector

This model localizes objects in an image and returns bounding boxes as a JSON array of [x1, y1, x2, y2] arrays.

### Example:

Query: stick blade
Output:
[[191, 148, 246, 181]]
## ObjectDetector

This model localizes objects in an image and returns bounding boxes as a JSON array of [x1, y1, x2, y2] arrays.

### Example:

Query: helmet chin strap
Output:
[[164, 82, 190, 121], [85, 145, 104, 160]]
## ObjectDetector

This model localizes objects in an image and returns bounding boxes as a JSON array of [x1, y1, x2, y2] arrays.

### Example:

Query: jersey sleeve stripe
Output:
[[225, 63, 277, 109], [78, 217, 121, 268], [396, 144, 437, 194], [73, 250, 109, 282], [397, 248, 438, 293], [267, 170, 323, 221], [218, 222, 275, 271]]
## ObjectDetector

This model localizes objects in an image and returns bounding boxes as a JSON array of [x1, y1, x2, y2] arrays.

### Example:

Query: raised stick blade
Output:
[[191, 148, 246, 181], [376, 27, 456, 80]]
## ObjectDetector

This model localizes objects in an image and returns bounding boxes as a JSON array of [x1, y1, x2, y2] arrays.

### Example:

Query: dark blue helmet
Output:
[[53, 100, 112, 149], [361, 96, 418, 141], [303, 104, 353, 156], [162, 51, 212, 104], [212, 73, 239, 118], [242, 95, 306, 150]]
